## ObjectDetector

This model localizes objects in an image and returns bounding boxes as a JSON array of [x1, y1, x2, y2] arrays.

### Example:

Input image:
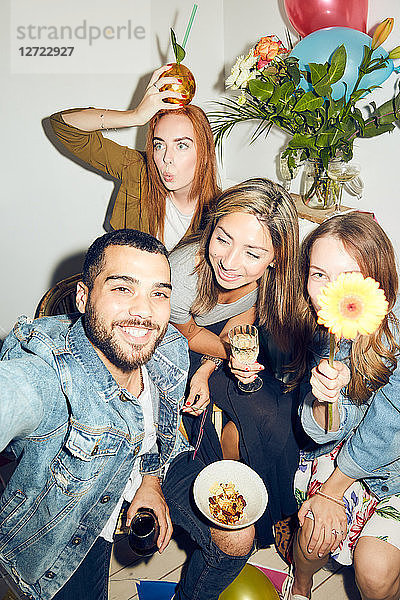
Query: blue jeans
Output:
[[52, 452, 252, 600], [162, 451, 254, 600], [52, 536, 112, 600]]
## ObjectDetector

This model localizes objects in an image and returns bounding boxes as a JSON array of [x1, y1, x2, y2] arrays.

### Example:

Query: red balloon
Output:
[[284, 0, 368, 37]]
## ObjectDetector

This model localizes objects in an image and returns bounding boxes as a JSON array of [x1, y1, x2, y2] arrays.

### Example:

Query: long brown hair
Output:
[[145, 105, 219, 242], [298, 212, 400, 403], [179, 178, 300, 352]]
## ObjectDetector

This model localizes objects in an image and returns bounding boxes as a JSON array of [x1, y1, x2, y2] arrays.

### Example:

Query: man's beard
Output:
[[84, 300, 168, 373]]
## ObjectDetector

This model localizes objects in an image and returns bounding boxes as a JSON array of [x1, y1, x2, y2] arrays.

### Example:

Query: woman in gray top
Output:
[[169, 178, 307, 547]]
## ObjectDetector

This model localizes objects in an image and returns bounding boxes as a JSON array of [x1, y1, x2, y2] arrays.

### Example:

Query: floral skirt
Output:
[[294, 443, 400, 565]]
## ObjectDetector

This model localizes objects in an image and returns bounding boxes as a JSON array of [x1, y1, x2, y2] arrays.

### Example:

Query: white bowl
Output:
[[193, 460, 268, 529]]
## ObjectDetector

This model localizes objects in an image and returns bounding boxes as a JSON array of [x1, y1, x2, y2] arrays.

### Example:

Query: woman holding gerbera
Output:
[[282, 213, 400, 600]]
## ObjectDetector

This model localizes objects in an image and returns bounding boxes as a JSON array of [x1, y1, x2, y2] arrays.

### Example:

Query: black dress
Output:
[[182, 321, 307, 548]]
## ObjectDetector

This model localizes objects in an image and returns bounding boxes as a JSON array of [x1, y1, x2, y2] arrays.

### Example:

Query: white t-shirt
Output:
[[163, 196, 194, 251], [100, 366, 156, 542]]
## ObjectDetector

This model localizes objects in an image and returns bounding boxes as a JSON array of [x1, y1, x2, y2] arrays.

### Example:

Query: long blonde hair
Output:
[[181, 178, 300, 352], [144, 105, 219, 241], [298, 212, 400, 403]]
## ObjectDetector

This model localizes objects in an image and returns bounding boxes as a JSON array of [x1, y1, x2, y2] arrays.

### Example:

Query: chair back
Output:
[[35, 273, 81, 318]]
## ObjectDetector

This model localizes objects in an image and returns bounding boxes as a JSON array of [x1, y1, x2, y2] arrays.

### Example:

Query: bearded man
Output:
[[0, 229, 254, 600]]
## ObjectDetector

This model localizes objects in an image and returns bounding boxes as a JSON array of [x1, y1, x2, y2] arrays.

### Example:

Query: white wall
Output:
[[1, 0, 399, 339], [1, 0, 224, 338]]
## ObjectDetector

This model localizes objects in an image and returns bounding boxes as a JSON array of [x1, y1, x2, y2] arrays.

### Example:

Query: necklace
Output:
[[119, 367, 143, 401], [137, 366, 144, 397]]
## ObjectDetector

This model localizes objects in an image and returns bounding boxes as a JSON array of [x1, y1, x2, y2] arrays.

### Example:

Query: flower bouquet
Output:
[[210, 25, 400, 207]]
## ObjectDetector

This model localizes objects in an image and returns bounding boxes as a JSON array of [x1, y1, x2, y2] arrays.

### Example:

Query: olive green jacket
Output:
[[50, 110, 151, 231]]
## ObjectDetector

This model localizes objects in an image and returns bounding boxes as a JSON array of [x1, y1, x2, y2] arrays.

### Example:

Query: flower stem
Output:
[[327, 333, 336, 431]]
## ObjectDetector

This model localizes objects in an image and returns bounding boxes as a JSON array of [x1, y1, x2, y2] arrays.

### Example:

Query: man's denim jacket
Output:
[[300, 319, 400, 501], [0, 314, 191, 600]]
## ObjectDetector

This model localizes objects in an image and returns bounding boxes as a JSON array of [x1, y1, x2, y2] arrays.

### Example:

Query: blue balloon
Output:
[[290, 27, 394, 100]]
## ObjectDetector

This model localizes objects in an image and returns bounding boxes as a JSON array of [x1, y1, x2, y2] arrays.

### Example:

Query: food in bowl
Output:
[[208, 481, 246, 526]]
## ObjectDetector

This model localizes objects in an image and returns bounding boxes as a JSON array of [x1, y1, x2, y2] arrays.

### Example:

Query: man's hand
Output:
[[126, 475, 172, 552]]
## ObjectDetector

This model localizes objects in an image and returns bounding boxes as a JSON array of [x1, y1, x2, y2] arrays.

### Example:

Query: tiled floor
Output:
[[107, 528, 362, 600], [0, 527, 362, 600], [0, 456, 362, 600]]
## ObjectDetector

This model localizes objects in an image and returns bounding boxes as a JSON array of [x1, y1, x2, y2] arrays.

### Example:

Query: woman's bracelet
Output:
[[200, 354, 223, 370], [99, 109, 108, 130], [315, 489, 345, 508]]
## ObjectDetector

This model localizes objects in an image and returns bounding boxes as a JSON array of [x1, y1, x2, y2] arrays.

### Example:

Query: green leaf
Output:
[[269, 85, 282, 105], [369, 91, 400, 125], [170, 28, 185, 64], [360, 44, 372, 71], [304, 113, 320, 128], [279, 81, 296, 102], [248, 79, 274, 102], [287, 62, 301, 86], [316, 128, 344, 148], [319, 147, 332, 169], [293, 92, 325, 112], [313, 80, 333, 98], [328, 45, 347, 84], [310, 46, 346, 97], [341, 145, 354, 162], [364, 62, 387, 75], [308, 62, 328, 85], [375, 506, 400, 521], [288, 133, 316, 149], [351, 107, 365, 133], [350, 89, 368, 103], [361, 122, 395, 138], [327, 97, 345, 120]]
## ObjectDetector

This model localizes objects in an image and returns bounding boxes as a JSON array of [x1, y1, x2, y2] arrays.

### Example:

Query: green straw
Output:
[[182, 4, 198, 50]]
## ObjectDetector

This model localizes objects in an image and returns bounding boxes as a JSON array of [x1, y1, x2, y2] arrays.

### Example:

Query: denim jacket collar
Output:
[[57, 315, 187, 404], [67, 318, 121, 402]]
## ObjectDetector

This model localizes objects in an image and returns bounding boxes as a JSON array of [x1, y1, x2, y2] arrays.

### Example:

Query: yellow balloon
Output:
[[219, 564, 279, 600]]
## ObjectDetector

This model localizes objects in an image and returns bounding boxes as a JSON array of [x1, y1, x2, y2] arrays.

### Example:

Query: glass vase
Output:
[[301, 158, 339, 210]]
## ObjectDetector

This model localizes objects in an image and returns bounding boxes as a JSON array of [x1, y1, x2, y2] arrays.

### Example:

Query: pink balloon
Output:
[[284, 0, 368, 38]]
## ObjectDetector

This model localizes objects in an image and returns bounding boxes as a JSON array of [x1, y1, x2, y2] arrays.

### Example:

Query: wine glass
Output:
[[327, 161, 361, 214], [279, 153, 300, 191], [128, 508, 159, 557], [228, 324, 263, 393]]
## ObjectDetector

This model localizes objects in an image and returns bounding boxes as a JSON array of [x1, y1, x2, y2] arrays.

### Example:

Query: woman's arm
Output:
[[172, 306, 256, 359], [173, 306, 257, 415], [61, 65, 184, 131], [172, 318, 229, 359], [50, 65, 185, 180], [337, 361, 400, 480]]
